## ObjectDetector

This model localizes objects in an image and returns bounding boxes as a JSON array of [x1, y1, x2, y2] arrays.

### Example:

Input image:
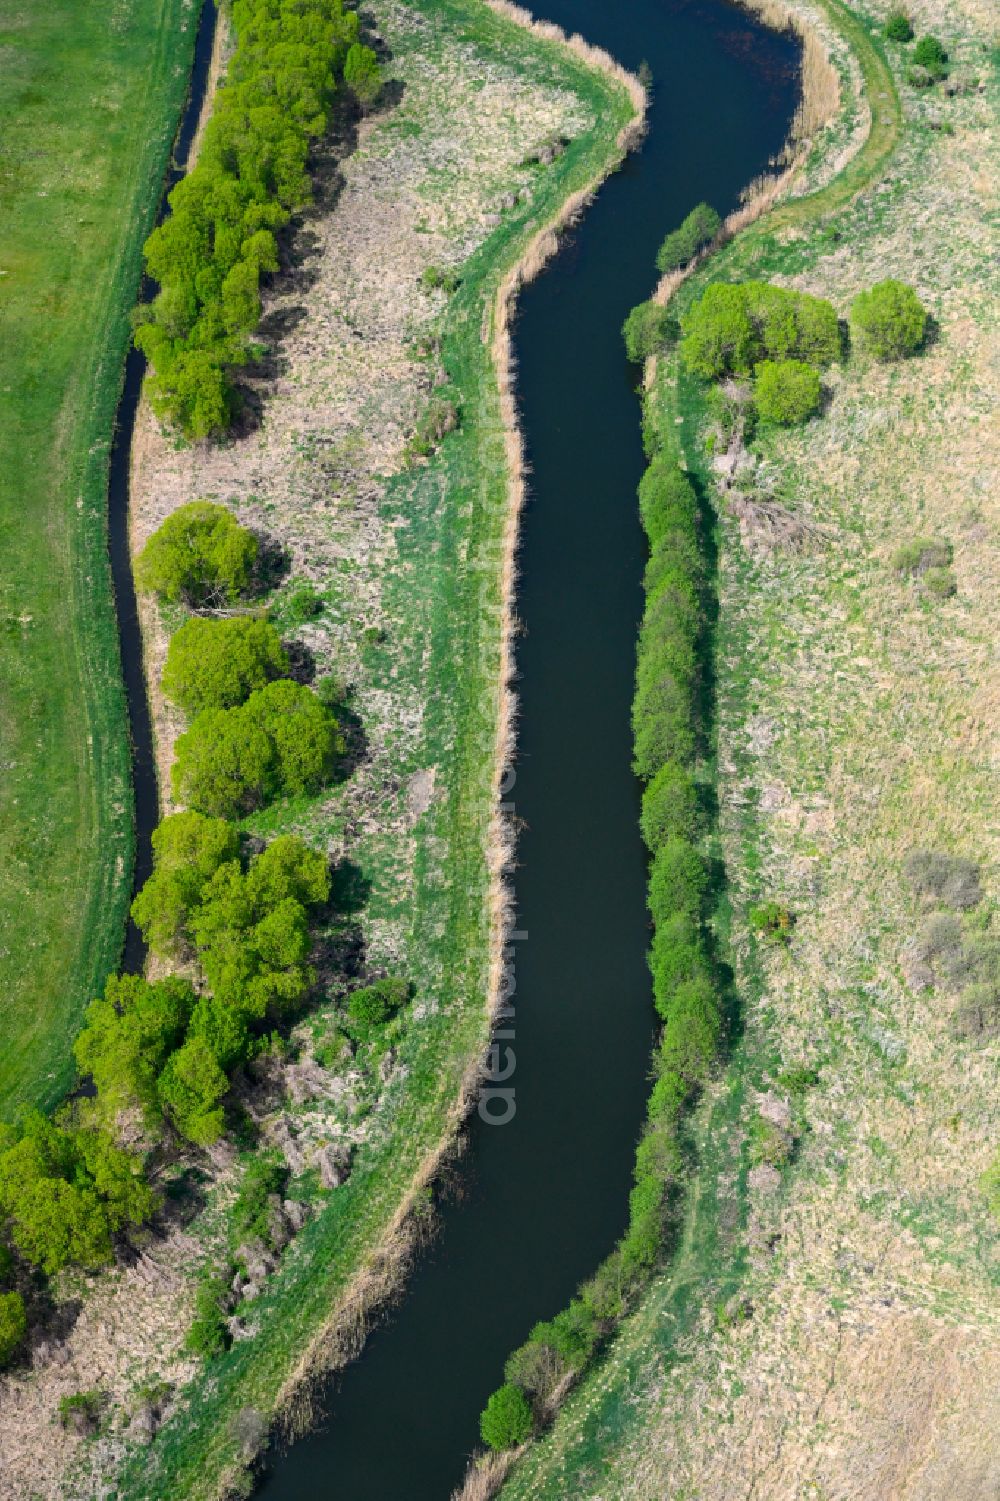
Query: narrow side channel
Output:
[[107, 0, 218, 974], [254, 3, 799, 1499]]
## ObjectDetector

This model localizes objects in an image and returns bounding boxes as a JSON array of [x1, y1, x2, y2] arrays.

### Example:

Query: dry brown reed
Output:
[[449, 1450, 519, 1501]]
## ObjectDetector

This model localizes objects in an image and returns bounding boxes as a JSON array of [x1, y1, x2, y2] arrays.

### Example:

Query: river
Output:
[[247, 2, 799, 1498]]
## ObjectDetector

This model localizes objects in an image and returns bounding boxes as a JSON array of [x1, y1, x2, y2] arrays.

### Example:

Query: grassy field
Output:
[[0, 0, 197, 1118], [501, 1, 999, 1496]]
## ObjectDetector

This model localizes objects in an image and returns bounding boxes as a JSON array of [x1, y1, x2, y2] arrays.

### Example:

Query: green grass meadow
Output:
[[0, 0, 196, 1117]]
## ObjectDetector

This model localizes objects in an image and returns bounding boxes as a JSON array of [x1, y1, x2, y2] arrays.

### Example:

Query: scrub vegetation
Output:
[[499, 0, 999, 1497], [0, 0, 197, 1123]]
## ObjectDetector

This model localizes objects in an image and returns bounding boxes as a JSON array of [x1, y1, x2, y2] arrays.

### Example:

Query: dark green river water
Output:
[[254, 3, 799, 1495]]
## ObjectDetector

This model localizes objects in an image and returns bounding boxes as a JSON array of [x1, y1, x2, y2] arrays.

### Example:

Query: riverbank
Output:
[[500, 1, 999, 1496], [71, 6, 641, 1500], [0, 0, 196, 1122]]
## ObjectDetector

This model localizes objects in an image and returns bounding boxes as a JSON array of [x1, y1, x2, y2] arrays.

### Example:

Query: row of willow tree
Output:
[[135, 0, 380, 440]]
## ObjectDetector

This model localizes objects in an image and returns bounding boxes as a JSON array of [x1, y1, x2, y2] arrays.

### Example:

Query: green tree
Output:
[[157, 1037, 229, 1147], [131, 812, 241, 956], [754, 358, 822, 424], [622, 300, 675, 362], [163, 615, 289, 715], [344, 42, 382, 109], [655, 201, 721, 272], [347, 977, 410, 1027], [480, 1383, 533, 1451], [850, 279, 927, 360], [883, 9, 913, 41], [640, 761, 699, 851], [74, 974, 196, 1129], [136, 501, 258, 606], [648, 838, 706, 926], [680, 281, 839, 379], [913, 35, 948, 78], [0, 1291, 27, 1368]]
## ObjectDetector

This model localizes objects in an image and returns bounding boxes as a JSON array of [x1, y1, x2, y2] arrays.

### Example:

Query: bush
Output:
[[921, 565, 956, 599], [408, 394, 459, 457], [640, 761, 699, 850], [632, 670, 695, 780], [884, 9, 913, 41], [157, 1037, 229, 1146], [850, 280, 927, 361], [656, 201, 722, 272], [753, 359, 821, 425], [231, 1155, 288, 1248], [649, 913, 710, 1019], [185, 1266, 232, 1359], [344, 41, 381, 109], [637, 461, 698, 548], [282, 582, 324, 624], [480, 1383, 533, 1451], [347, 977, 410, 1027], [680, 281, 840, 380], [913, 35, 948, 78], [136, 502, 259, 606], [749, 900, 795, 945], [622, 300, 675, 362], [892, 536, 952, 576], [0, 1291, 26, 1368], [648, 838, 706, 926], [163, 615, 289, 715], [172, 680, 342, 817]]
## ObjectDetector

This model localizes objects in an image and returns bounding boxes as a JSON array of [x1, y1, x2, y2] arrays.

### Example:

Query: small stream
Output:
[[249, 2, 799, 1498], [107, 0, 217, 975]]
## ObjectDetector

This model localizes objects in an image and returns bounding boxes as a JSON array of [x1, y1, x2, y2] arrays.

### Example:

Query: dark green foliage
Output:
[[637, 460, 697, 548], [892, 536, 952, 576], [913, 34, 948, 78], [131, 811, 242, 957], [622, 300, 675, 361], [135, 502, 259, 606], [346, 977, 410, 1027], [163, 616, 289, 715], [0, 1290, 26, 1368], [480, 1383, 533, 1451], [655, 201, 722, 272], [749, 900, 795, 945], [135, 0, 361, 438], [157, 1037, 230, 1147], [753, 358, 821, 424], [648, 838, 706, 926], [884, 9, 913, 41], [172, 679, 343, 817], [74, 974, 197, 1130], [680, 281, 840, 380], [230, 1155, 288, 1247], [408, 394, 460, 457], [850, 279, 927, 360], [283, 582, 324, 624], [344, 41, 381, 108], [640, 761, 699, 850], [185, 1265, 232, 1358], [904, 849, 982, 909]]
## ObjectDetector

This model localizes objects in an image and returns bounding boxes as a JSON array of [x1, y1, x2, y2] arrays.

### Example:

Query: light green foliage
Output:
[[163, 616, 289, 715], [74, 974, 196, 1129], [982, 1149, 1000, 1222], [344, 41, 382, 108], [680, 281, 840, 380], [230, 1155, 288, 1248], [637, 460, 698, 547], [0, 1291, 27, 1368], [136, 0, 361, 437], [622, 300, 675, 362], [649, 838, 707, 926], [754, 358, 822, 424], [136, 502, 259, 606], [656, 201, 722, 272], [649, 913, 710, 1021], [749, 900, 795, 945], [850, 279, 927, 360], [892, 536, 952, 575], [639, 761, 699, 851], [157, 1037, 230, 1147], [131, 812, 241, 957], [480, 1383, 534, 1451], [172, 680, 343, 817], [913, 35, 948, 78], [884, 10, 913, 42], [346, 977, 410, 1027]]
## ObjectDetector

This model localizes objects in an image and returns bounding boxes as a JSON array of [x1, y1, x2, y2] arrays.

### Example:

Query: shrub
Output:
[[649, 913, 710, 1019], [749, 900, 795, 945], [892, 536, 952, 576], [172, 680, 342, 817], [622, 300, 675, 362], [157, 1036, 230, 1146], [680, 282, 839, 380], [344, 41, 381, 109], [408, 394, 459, 457], [347, 977, 410, 1027], [136, 502, 259, 606], [921, 565, 956, 599], [632, 670, 695, 780], [640, 761, 699, 850], [185, 1266, 232, 1359], [648, 838, 707, 926], [283, 582, 324, 624], [480, 1383, 533, 1451], [850, 280, 927, 361], [230, 1155, 287, 1248], [0, 1291, 27, 1368], [884, 9, 913, 40], [656, 201, 722, 272], [163, 615, 289, 716], [637, 460, 698, 548], [754, 359, 821, 425], [57, 1390, 103, 1434], [913, 35, 948, 78], [904, 849, 981, 909]]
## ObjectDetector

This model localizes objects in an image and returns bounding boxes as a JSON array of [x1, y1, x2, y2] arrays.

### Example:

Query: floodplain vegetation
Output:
[[0, 1, 642, 1497], [494, 1, 1000, 1498]]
